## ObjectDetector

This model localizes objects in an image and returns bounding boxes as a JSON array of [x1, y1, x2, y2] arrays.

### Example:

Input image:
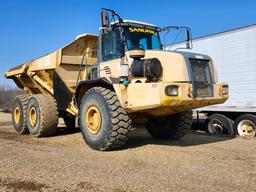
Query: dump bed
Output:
[[5, 34, 98, 115]]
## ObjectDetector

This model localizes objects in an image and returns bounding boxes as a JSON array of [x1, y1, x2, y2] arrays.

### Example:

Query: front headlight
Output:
[[165, 85, 179, 96]]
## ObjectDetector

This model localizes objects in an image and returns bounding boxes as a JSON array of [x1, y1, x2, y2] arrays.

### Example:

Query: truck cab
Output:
[[76, 9, 228, 116]]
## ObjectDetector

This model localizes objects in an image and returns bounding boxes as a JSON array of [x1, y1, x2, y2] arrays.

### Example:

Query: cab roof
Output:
[[121, 19, 156, 27], [110, 19, 157, 27]]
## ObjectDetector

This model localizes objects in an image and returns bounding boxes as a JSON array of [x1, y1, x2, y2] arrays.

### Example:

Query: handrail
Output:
[[75, 49, 98, 87]]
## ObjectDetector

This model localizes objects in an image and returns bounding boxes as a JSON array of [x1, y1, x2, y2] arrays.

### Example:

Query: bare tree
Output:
[[0, 85, 25, 113]]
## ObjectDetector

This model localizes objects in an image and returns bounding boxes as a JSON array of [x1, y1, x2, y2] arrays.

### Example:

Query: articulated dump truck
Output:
[[4, 9, 229, 151]]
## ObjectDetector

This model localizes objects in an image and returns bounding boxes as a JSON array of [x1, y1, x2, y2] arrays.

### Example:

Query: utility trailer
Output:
[[5, 9, 228, 150], [171, 25, 256, 138]]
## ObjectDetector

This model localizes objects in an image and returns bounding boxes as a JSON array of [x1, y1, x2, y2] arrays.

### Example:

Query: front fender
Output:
[[75, 78, 113, 106]]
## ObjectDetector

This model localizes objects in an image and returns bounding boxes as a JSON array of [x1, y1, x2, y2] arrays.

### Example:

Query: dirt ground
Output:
[[0, 112, 255, 192]]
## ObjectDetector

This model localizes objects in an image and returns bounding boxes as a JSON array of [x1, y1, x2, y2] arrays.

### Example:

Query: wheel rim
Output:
[[237, 119, 256, 138], [208, 119, 224, 134], [85, 105, 102, 135], [14, 107, 21, 124], [29, 107, 37, 127]]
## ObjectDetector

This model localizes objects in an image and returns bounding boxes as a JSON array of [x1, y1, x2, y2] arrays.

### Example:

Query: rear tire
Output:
[[206, 114, 234, 135], [234, 114, 256, 138], [145, 111, 192, 140], [79, 87, 132, 151], [12, 94, 29, 134], [26, 94, 59, 137]]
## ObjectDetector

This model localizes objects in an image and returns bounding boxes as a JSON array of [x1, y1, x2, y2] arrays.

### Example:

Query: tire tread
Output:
[[12, 94, 30, 134], [28, 94, 58, 137], [88, 87, 132, 150]]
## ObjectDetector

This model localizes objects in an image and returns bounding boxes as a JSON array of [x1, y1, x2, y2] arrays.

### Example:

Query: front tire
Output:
[[79, 87, 132, 151], [145, 111, 192, 140]]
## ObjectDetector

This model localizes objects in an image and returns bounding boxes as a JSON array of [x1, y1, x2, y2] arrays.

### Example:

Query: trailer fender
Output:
[[75, 78, 114, 106]]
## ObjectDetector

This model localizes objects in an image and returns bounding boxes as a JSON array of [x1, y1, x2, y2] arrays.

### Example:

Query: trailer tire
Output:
[[27, 94, 59, 137], [12, 94, 29, 134], [234, 114, 256, 138], [79, 87, 132, 151], [206, 114, 234, 135], [145, 111, 192, 140]]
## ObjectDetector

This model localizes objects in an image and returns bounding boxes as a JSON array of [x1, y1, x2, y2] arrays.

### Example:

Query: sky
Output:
[[0, 0, 255, 87]]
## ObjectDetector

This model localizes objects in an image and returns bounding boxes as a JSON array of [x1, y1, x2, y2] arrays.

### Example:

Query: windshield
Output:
[[123, 26, 162, 50]]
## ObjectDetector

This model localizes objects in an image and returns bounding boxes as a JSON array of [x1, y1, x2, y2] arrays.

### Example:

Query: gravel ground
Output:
[[0, 112, 255, 192]]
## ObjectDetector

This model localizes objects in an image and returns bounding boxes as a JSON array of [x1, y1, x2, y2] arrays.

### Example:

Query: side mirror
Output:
[[101, 10, 109, 27], [185, 29, 192, 49], [186, 29, 190, 41]]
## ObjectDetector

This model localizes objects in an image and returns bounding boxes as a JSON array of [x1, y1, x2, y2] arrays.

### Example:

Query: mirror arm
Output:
[[101, 8, 123, 25]]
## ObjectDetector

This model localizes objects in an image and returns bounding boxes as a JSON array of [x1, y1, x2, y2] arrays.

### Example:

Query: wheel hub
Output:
[[29, 107, 37, 127], [85, 106, 102, 135], [14, 107, 21, 124], [238, 120, 256, 138], [208, 119, 224, 134]]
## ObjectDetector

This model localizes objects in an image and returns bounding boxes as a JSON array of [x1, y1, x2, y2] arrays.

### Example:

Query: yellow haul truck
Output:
[[5, 9, 229, 150]]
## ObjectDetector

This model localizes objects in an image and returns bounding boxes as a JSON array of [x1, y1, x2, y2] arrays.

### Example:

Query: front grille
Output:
[[189, 58, 213, 97]]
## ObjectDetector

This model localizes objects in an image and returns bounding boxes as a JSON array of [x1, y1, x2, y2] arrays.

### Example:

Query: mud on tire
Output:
[[26, 94, 59, 137], [146, 111, 192, 140], [79, 87, 132, 151], [12, 94, 30, 134]]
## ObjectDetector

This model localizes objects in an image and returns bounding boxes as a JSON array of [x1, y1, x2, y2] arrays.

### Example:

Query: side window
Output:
[[101, 29, 123, 62], [151, 35, 160, 50]]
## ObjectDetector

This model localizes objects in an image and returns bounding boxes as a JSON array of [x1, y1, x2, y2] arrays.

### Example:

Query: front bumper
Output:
[[123, 81, 229, 116]]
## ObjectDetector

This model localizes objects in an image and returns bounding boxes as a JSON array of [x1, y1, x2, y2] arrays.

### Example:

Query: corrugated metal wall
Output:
[[171, 25, 256, 107]]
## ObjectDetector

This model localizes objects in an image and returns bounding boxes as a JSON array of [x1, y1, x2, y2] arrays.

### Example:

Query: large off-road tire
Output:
[[12, 94, 29, 134], [79, 87, 132, 151], [146, 111, 192, 140], [26, 94, 59, 137], [206, 114, 234, 136]]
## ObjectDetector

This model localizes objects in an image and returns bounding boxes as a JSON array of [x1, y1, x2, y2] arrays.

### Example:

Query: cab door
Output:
[[98, 28, 125, 78]]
